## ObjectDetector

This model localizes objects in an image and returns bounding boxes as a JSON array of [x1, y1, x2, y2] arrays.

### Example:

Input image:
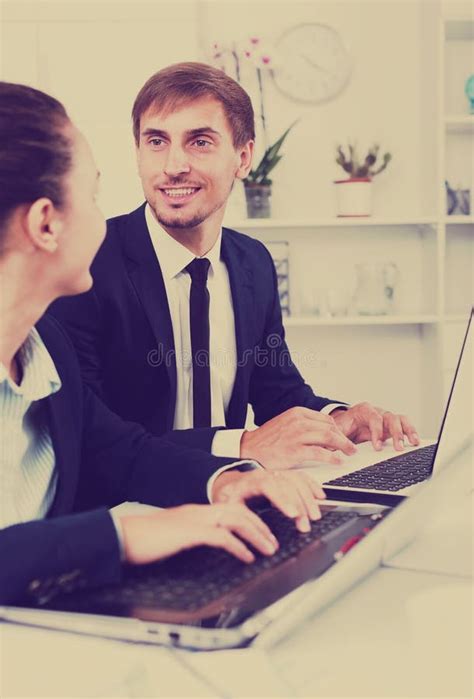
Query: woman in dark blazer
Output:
[[0, 82, 325, 605]]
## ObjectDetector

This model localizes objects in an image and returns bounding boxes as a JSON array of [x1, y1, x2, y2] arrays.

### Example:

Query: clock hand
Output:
[[299, 53, 338, 80]]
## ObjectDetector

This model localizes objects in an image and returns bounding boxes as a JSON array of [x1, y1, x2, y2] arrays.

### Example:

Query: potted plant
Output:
[[334, 143, 392, 217], [243, 123, 295, 218]]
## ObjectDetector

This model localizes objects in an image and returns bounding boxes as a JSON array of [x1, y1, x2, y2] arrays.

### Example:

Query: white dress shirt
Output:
[[0, 329, 123, 544], [145, 205, 243, 456], [146, 206, 344, 458], [0, 329, 60, 529]]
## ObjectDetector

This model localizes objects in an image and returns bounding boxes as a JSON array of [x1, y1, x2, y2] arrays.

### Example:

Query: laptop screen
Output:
[[431, 311, 472, 475]]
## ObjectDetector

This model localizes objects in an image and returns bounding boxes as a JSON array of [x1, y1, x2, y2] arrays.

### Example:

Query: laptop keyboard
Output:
[[45, 509, 359, 613], [324, 444, 437, 491]]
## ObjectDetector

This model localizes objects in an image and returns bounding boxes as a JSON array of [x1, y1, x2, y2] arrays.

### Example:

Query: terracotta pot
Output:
[[244, 183, 272, 218], [334, 177, 372, 217]]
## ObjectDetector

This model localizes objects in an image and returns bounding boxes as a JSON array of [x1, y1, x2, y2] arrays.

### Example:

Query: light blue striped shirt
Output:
[[0, 328, 61, 529]]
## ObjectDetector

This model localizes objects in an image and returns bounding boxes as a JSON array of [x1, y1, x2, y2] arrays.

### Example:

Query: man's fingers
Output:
[[298, 445, 344, 465], [367, 411, 384, 450], [292, 474, 322, 523], [383, 412, 405, 451], [291, 407, 335, 425], [301, 429, 356, 456], [400, 415, 420, 446]]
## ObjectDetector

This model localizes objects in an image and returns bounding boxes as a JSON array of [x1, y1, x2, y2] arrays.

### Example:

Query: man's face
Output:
[[136, 96, 253, 231]]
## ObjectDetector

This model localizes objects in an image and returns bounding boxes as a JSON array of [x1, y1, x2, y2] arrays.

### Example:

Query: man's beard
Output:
[[149, 184, 232, 230], [153, 207, 209, 230]]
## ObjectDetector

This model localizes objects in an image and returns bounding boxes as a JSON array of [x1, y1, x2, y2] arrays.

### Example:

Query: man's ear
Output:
[[24, 198, 62, 253], [235, 140, 255, 180]]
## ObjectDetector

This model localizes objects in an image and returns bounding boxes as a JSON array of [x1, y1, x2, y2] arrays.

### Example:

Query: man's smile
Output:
[[157, 186, 202, 204]]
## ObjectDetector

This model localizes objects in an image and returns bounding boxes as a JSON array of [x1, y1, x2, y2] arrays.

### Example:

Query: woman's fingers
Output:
[[200, 526, 256, 563]]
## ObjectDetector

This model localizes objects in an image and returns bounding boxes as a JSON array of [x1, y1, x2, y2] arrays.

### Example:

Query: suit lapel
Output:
[[121, 205, 177, 422], [46, 389, 78, 516], [221, 229, 256, 425]]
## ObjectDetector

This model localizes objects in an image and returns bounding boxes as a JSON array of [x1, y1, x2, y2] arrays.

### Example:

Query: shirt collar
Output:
[[145, 203, 222, 280], [0, 326, 61, 400]]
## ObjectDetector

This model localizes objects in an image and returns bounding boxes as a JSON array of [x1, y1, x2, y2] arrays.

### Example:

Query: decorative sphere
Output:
[[465, 74, 474, 114]]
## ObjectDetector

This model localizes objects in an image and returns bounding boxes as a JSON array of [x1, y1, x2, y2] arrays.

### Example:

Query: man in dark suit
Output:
[[52, 62, 419, 470], [0, 79, 328, 606]]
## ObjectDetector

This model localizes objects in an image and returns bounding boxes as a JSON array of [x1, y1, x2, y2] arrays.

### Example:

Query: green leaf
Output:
[[250, 120, 298, 181], [260, 153, 282, 179], [262, 121, 296, 164]]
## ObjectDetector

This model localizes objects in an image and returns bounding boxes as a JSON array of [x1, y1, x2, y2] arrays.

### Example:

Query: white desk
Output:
[[1, 489, 472, 698], [269, 567, 472, 698]]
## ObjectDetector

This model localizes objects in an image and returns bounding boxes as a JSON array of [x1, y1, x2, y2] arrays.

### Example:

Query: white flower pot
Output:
[[334, 177, 372, 217]]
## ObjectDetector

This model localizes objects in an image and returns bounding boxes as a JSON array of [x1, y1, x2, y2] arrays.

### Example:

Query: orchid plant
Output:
[[210, 36, 293, 187]]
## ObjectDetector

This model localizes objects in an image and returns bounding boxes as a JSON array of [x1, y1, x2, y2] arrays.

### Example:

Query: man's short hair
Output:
[[132, 62, 255, 148]]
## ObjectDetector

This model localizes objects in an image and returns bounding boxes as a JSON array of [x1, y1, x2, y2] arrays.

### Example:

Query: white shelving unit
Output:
[[226, 217, 437, 230], [444, 115, 474, 132], [439, 9, 474, 408], [283, 314, 439, 328], [442, 215, 474, 223], [222, 217, 442, 327], [224, 5, 473, 436]]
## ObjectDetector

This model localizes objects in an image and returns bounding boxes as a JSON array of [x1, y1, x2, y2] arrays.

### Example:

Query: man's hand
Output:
[[331, 402, 420, 451], [120, 503, 279, 566], [211, 468, 327, 533], [240, 407, 357, 470]]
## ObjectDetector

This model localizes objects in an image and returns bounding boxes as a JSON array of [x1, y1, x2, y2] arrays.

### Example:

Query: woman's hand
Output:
[[119, 503, 279, 565], [211, 469, 326, 533]]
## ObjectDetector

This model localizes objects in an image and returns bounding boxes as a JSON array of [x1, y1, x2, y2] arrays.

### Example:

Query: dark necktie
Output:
[[185, 258, 211, 427]]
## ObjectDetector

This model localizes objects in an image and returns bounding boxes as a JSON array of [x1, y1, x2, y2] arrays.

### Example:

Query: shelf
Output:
[[444, 18, 474, 41], [445, 115, 474, 133], [442, 314, 471, 323], [283, 314, 439, 327], [444, 216, 474, 224], [224, 217, 437, 230]]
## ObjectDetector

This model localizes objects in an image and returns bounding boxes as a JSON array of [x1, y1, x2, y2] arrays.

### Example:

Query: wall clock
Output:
[[273, 23, 352, 104]]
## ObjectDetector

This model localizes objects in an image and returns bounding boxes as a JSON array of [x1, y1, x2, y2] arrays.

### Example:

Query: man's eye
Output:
[[149, 138, 164, 147], [193, 139, 211, 148]]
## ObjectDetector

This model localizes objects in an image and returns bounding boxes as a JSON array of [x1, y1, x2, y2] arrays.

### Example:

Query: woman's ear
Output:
[[235, 140, 255, 180], [24, 198, 62, 253]]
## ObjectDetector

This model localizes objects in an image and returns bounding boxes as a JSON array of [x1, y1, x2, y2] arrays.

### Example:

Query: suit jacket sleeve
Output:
[[159, 426, 223, 451], [79, 382, 238, 508], [0, 509, 122, 605], [249, 243, 344, 426]]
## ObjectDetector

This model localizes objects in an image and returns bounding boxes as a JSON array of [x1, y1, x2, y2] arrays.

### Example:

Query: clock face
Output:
[[273, 23, 352, 104]]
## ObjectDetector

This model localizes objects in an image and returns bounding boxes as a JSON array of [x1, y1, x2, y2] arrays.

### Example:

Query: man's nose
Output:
[[164, 145, 191, 177]]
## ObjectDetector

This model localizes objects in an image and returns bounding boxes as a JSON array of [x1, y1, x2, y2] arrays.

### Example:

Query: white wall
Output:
[[1, 0, 431, 219], [1, 0, 453, 435], [1, 1, 200, 215], [200, 0, 427, 219]]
